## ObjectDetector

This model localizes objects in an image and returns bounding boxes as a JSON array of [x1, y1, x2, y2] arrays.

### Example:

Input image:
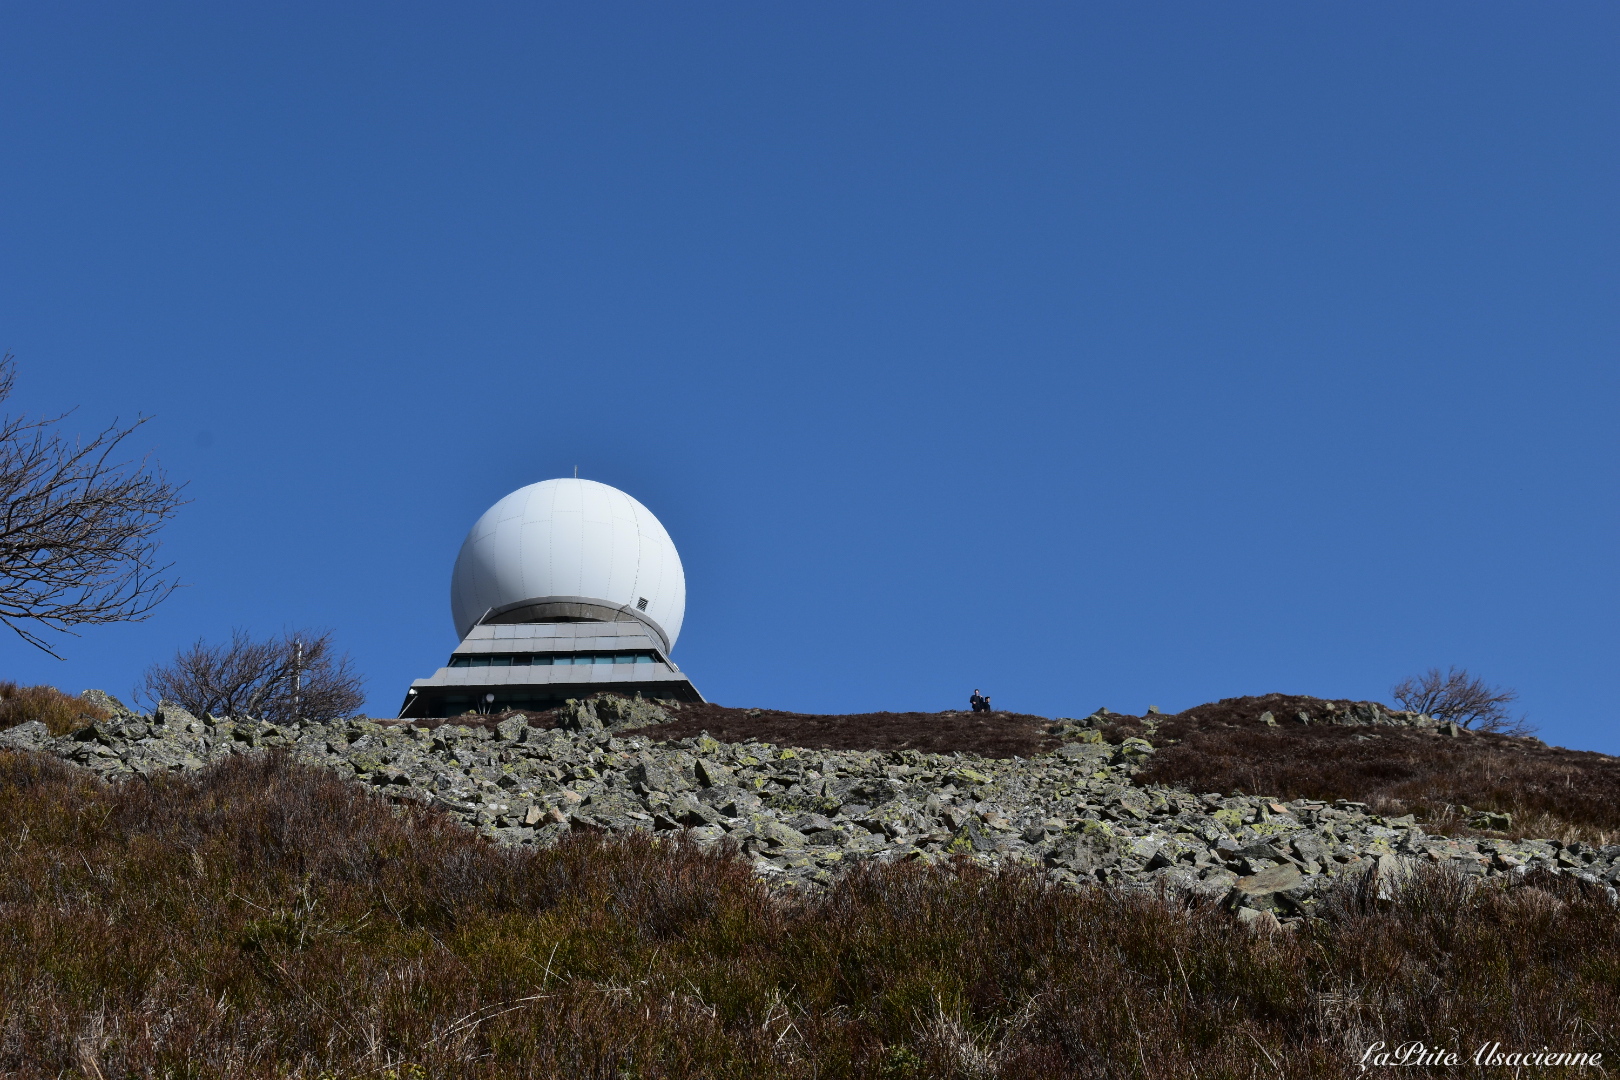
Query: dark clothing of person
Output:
[[970, 693, 989, 713]]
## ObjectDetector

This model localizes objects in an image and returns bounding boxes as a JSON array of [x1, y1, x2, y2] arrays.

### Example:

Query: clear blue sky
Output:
[[2, 5, 1615, 750]]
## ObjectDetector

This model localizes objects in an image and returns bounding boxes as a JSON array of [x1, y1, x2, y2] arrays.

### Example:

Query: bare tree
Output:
[[1392, 667, 1533, 736], [139, 629, 365, 722], [0, 354, 185, 656]]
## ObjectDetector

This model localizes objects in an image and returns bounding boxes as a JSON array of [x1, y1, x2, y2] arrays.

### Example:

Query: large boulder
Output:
[[153, 701, 201, 729], [0, 720, 50, 752], [628, 760, 688, 794], [80, 689, 135, 718], [558, 699, 604, 734], [1225, 861, 1303, 911], [592, 695, 671, 730]]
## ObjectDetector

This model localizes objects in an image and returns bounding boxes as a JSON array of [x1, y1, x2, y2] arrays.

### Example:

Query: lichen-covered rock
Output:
[[80, 689, 135, 718], [593, 695, 671, 729], [152, 701, 201, 729], [558, 699, 605, 734], [0, 721, 49, 752]]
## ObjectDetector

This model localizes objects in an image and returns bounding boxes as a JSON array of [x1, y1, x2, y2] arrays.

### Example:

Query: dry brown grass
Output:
[[0, 749, 1615, 1077], [0, 681, 108, 736]]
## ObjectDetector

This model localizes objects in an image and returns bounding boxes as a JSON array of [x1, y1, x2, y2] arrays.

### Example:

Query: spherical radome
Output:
[[449, 478, 686, 648]]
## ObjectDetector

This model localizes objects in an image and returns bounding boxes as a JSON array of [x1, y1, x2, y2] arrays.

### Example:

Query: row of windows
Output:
[[448, 651, 662, 669]]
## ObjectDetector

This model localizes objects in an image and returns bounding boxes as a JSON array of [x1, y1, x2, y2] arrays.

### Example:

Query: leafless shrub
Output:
[[1392, 666, 1533, 735], [0, 353, 185, 656], [138, 629, 364, 721]]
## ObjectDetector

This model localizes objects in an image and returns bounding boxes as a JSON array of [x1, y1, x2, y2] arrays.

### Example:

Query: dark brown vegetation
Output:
[[617, 702, 1059, 758], [0, 681, 107, 736], [1112, 693, 1620, 844], [417, 701, 1059, 757], [0, 750, 1614, 1077], [1392, 666, 1531, 736], [139, 628, 365, 722], [0, 353, 185, 656]]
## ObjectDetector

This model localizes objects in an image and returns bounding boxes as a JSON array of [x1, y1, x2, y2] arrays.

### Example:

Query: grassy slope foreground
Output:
[[1, 750, 1617, 1079]]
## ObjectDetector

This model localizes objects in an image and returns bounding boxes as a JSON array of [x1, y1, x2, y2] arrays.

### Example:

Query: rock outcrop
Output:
[[12, 692, 1617, 922]]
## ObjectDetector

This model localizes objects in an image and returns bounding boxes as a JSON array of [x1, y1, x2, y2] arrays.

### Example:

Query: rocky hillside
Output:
[[1100, 692, 1620, 842], [4, 689, 1615, 930]]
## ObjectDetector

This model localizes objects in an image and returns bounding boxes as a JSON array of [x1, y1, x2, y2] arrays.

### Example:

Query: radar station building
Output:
[[398, 478, 703, 718]]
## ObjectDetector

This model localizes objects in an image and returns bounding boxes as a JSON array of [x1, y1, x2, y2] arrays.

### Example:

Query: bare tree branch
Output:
[[138, 629, 365, 722], [0, 353, 186, 656], [1392, 666, 1535, 736]]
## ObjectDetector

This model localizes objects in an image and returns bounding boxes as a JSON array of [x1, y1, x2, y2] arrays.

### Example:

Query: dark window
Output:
[[490, 656, 511, 667]]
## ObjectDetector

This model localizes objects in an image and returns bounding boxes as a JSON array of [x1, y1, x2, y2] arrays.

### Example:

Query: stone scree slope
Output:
[[3, 692, 1614, 923]]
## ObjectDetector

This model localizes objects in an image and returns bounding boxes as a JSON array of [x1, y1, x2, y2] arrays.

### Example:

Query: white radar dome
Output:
[[449, 478, 687, 650]]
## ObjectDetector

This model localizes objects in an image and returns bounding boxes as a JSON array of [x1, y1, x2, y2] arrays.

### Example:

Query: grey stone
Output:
[[1236, 907, 1281, 932], [0, 720, 50, 752], [495, 716, 529, 742], [591, 695, 671, 730], [1290, 833, 1329, 866], [1237, 840, 1288, 862], [558, 699, 604, 734], [669, 793, 724, 827], [826, 776, 906, 808], [697, 786, 762, 817], [1055, 741, 1108, 763], [1228, 861, 1303, 909], [80, 689, 135, 718], [751, 817, 809, 849], [153, 701, 200, 728], [695, 758, 735, 788], [787, 812, 838, 833], [1150, 865, 1223, 900], [1372, 854, 1416, 900], [628, 760, 686, 793]]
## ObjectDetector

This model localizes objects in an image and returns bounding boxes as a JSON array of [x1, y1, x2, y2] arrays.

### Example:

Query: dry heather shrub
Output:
[[1128, 693, 1620, 845], [0, 681, 107, 735], [0, 751, 1615, 1078]]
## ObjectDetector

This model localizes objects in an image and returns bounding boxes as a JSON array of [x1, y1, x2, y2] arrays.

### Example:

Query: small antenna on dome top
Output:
[[573, 465, 578, 478]]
